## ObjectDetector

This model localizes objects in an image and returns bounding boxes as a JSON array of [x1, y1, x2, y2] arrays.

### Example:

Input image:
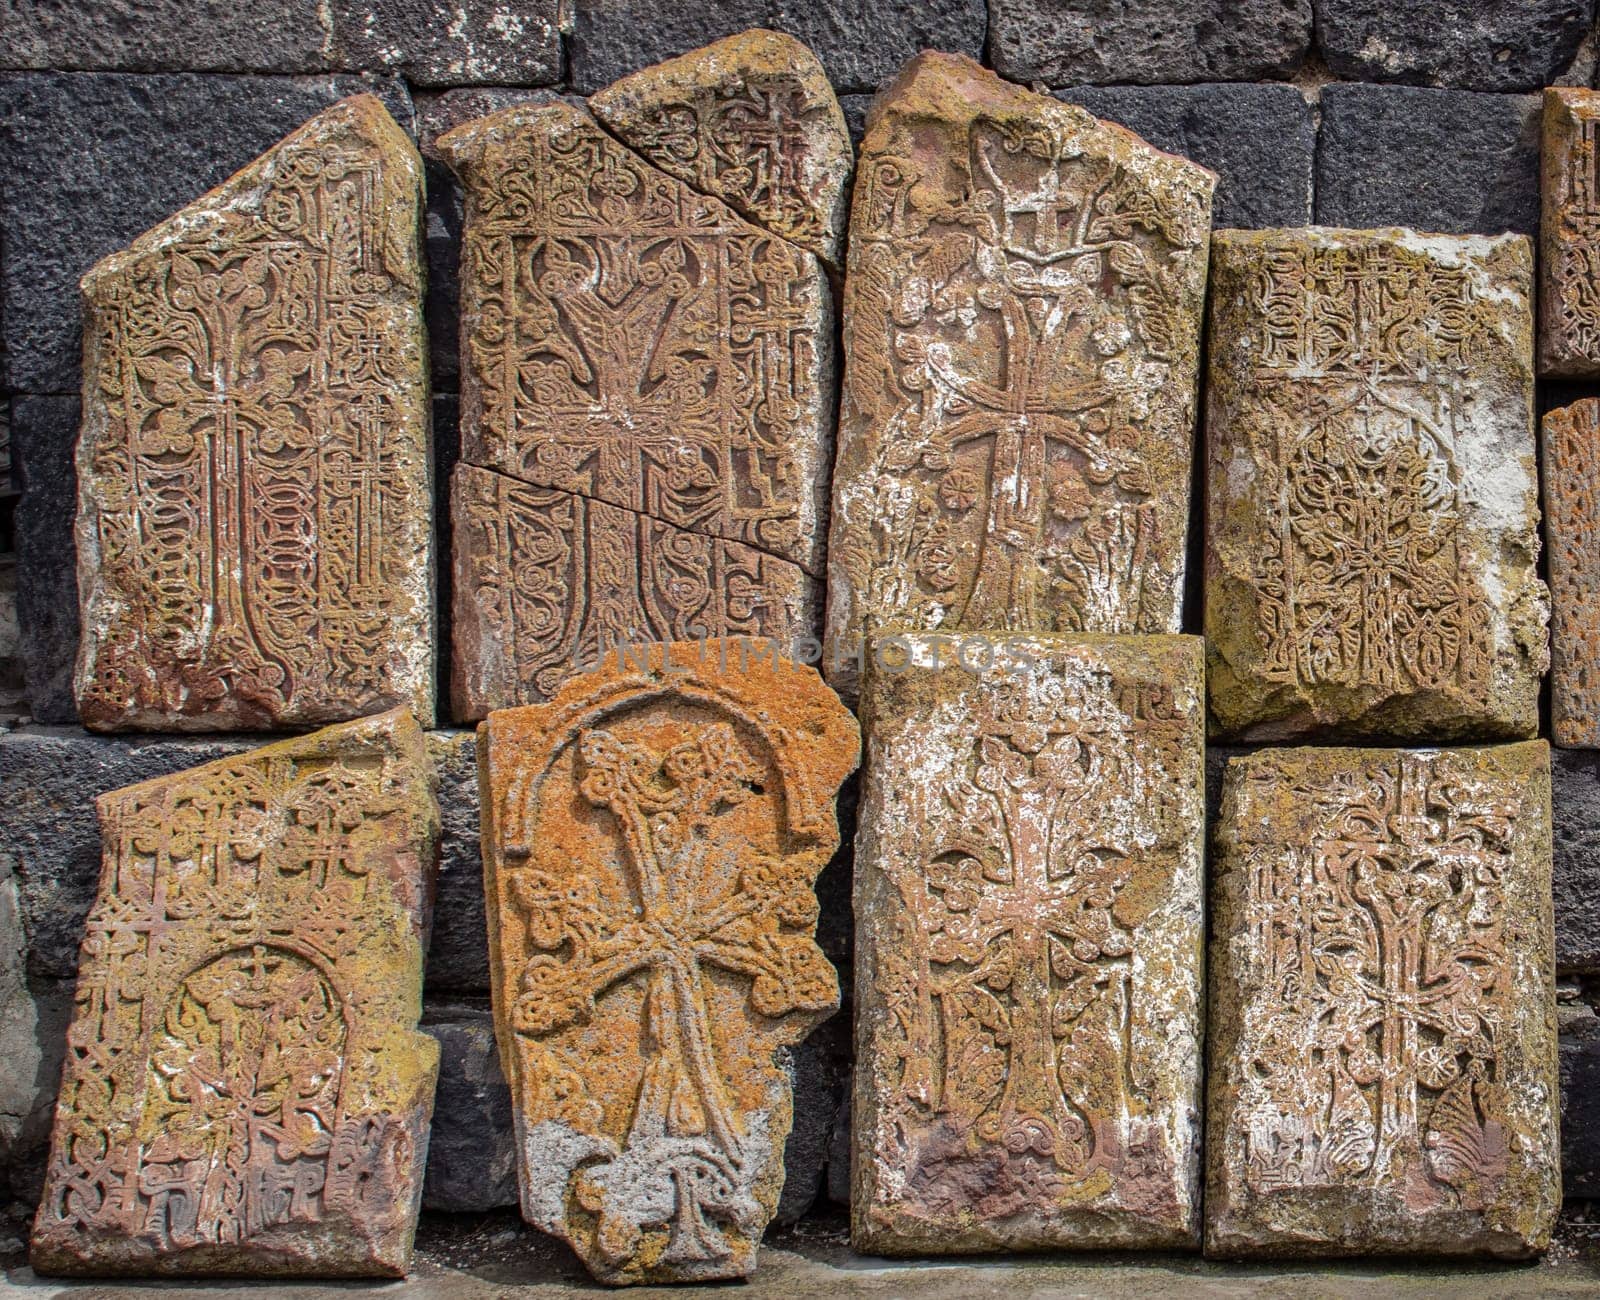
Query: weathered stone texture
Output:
[[11, 396, 81, 725], [421, 1010, 519, 1212], [989, 0, 1311, 85], [1207, 743, 1560, 1258], [329, 0, 564, 88], [1541, 90, 1600, 379], [589, 30, 853, 268], [0, 73, 414, 397], [438, 101, 833, 719], [826, 54, 1214, 701], [72, 95, 434, 733], [1205, 228, 1548, 742], [1315, 85, 1541, 237], [425, 730, 490, 993], [29, 708, 442, 1277], [1543, 400, 1600, 747], [1317, 0, 1593, 93], [853, 633, 1206, 1253], [478, 639, 858, 1284], [1554, 749, 1600, 973], [1560, 1002, 1600, 1197], [1052, 84, 1314, 229]]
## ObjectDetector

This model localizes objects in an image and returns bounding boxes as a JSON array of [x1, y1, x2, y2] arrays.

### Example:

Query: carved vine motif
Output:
[[1552, 116, 1600, 363], [845, 114, 1206, 641], [504, 722, 837, 1270], [78, 126, 424, 726], [1544, 401, 1600, 742], [1235, 753, 1514, 1208], [1245, 246, 1498, 696]]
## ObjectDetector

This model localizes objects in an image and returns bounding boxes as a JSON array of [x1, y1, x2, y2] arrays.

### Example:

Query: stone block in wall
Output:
[[420, 1008, 519, 1212], [328, 0, 565, 88], [1052, 84, 1313, 229], [0, 73, 413, 397], [1554, 750, 1600, 973], [427, 730, 490, 994], [1315, 84, 1540, 236], [10, 396, 79, 725], [2, 0, 331, 74], [1540, 89, 1600, 379], [1316, 0, 1594, 94], [989, 0, 1311, 86], [1561, 1003, 1600, 1196]]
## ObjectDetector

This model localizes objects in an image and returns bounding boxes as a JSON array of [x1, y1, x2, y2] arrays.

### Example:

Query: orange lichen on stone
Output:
[[30, 708, 441, 1277], [1541, 88, 1600, 377], [1206, 742, 1560, 1259], [852, 633, 1206, 1253], [73, 95, 434, 733], [478, 638, 858, 1284], [1543, 398, 1600, 747]]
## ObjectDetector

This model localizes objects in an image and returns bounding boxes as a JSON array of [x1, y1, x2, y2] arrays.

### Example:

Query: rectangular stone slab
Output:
[[29, 707, 441, 1277], [1541, 88, 1600, 378], [823, 52, 1215, 701], [1205, 227, 1548, 742], [1543, 399, 1600, 747], [852, 632, 1206, 1253], [73, 94, 435, 732], [1206, 742, 1560, 1259], [478, 638, 859, 1284]]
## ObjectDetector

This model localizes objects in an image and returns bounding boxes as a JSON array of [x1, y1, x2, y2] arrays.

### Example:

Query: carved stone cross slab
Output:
[[30, 707, 441, 1277], [852, 633, 1206, 1252], [1206, 228, 1548, 742], [1542, 399, 1600, 747], [1541, 89, 1600, 377], [824, 53, 1215, 701], [74, 95, 435, 733], [478, 638, 858, 1284], [1207, 743, 1560, 1259]]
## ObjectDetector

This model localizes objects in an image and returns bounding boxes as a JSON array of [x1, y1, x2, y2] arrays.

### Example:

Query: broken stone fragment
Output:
[[478, 639, 858, 1284], [1205, 226, 1548, 742], [589, 28, 853, 268], [823, 52, 1215, 702], [1207, 742, 1560, 1259], [1543, 399, 1600, 748], [1542, 89, 1600, 377], [73, 94, 435, 733], [30, 707, 441, 1277], [852, 632, 1207, 1253]]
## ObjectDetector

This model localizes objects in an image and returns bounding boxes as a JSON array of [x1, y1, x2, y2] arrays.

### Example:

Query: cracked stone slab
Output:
[[1207, 742, 1560, 1259], [852, 633, 1206, 1253], [478, 639, 858, 1284], [73, 94, 435, 732], [824, 53, 1214, 701], [1205, 227, 1548, 742], [29, 708, 441, 1278], [1541, 89, 1600, 379], [449, 463, 821, 719], [589, 29, 853, 268]]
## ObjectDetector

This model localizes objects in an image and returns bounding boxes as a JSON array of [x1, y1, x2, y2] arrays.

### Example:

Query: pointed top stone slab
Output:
[[73, 94, 435, 733], [589, 28, 853, 269], [824, 52, 1215, 701]]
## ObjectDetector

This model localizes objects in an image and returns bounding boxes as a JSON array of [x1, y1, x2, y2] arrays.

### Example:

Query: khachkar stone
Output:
[[478, 639, 858, 1284], [438, 102, 833, 721], [73, 95, 435, 733], [1207, 743, 1560, 1259], [30, 707, 442, 1277], [1545, 399, 1600, 746], [853, 633, 1206, 1253], [589, 29, 853, 269], [823, 53, 1215, 702], [1541, 89, 1600, 378], [1205, 228, 1548, 742]]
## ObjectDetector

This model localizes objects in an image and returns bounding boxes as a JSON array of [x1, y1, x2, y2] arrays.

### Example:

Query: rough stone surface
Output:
[[29, 708, 442, 1277], [425, 730, 490, 994], [10, 397, 80, 725], [1554, 749, 1600, 973], [989, 0, 1311, 85], [0, 73, 414, 398], [1205, 228, 1548, 742], [72, 95, 434, 733], [329, 0, 564, 88], [1560, 1004, 1600, 1197], [421, 1010, 519, 1212], [589, 29, 853, 268], [852, 633, 1206, 1253], [1543, 400, 1600, 748], [438, 102, 833, 719], [825, 54, 1214, 701], [1052, 83, 1314, 229], [1541, 89, 1600, 378], [1317, 0, 1593, 93], [0, 0, 330, 74], [1207, 742, 1560, 1259], [478, 639, 858, 1284], [0, 977, 73, 1216], [1315, 85, 1540, 237], [775, 1019, 848, 1227]]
